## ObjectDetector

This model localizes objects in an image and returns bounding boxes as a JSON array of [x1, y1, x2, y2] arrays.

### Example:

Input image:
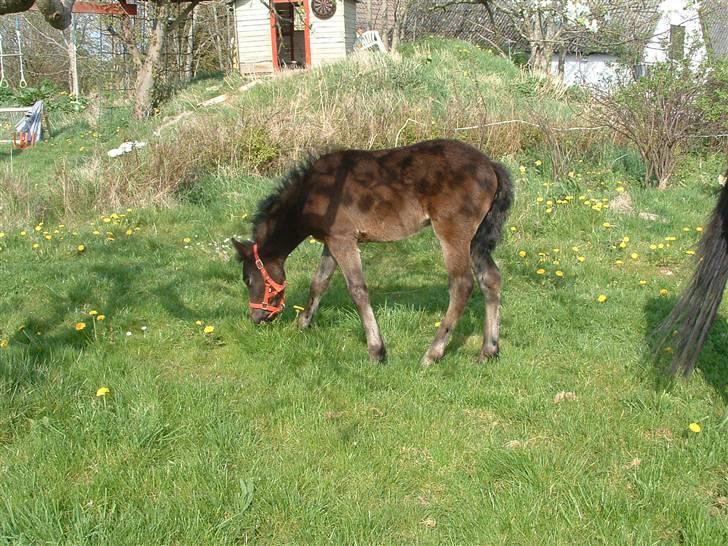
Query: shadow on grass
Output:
[[2, 237, 524, 391], [2, 242, 239, 390], [643, 296, 728, 404]]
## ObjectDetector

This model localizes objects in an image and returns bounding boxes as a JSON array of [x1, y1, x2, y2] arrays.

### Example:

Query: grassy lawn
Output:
[[1, 159, 727, 543]]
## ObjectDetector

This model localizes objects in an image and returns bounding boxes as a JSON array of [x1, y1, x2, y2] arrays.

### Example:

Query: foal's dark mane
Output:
[[251, 157, 316, 241]]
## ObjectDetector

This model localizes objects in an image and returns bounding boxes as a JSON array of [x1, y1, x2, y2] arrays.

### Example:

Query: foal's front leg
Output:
[[298, 245, 338, 329], [326, 237, 386, 362]]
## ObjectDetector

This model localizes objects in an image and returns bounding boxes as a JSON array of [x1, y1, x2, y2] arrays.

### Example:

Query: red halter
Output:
[[249, 244, 287, 319]]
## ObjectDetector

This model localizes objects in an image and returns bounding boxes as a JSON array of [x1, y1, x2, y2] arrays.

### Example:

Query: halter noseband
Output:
[[249, 244, 287, 319]]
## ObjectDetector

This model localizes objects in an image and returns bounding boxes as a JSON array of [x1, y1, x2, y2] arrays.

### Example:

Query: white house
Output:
[[405, 0, 725, 87], [553, 0, 708, 86], [233, 0, 358, 74]]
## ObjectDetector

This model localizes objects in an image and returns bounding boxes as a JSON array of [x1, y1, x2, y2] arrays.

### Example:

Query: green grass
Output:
[[1, 158, 727, 544]]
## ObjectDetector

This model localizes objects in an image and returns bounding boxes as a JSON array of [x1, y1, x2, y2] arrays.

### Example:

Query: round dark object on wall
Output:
[[312, 0, 336, 19]]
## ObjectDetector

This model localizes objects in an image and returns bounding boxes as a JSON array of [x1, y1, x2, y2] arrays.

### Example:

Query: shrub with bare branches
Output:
[[588, 62, 703, 189]]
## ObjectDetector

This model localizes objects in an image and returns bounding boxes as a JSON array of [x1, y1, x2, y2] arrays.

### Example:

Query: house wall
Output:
[[234, 0, 274, 74], [643, 0, 706, 65], [234, 0, 356, 73], [344, 0, 358, 53], [309, 1, 354, 66], [550, 53, 621, 87]]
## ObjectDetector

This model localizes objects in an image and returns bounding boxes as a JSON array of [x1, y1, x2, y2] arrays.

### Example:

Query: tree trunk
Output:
[[557, 48, 566, 81], [212, 4, 224, 72], [67, 15, 79, 97], [184, 6, 196, 80], [529, 44, 554, 76], [134, 21, 165, 119]]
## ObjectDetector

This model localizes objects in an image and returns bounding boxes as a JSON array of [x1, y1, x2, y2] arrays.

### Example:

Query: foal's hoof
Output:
[[297, 313, 312, 329], [421, 350, 441, 368], [369, 345, 387, 362], [478, 345, 500, 362]]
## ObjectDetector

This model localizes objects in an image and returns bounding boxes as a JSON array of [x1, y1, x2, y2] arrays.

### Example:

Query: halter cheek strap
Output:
[[249, 244, 287, 318]]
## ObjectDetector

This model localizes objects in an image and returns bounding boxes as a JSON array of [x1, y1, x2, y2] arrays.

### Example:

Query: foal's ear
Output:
[[231, 238, 254, 262]]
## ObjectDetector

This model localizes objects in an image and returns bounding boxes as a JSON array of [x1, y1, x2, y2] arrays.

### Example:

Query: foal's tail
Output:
[[655, 176, 728, 375], [472, 161, 514, 256]]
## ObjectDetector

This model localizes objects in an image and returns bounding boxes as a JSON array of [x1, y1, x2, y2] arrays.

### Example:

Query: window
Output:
[[669, 24, 685, 61]]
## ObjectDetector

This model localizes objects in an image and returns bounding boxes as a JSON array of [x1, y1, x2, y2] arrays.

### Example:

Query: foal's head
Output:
[[232, 239, 287, 324]]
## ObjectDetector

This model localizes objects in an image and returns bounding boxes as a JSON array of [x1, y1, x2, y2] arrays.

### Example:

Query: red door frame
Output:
[[270, 0, 311, 70]]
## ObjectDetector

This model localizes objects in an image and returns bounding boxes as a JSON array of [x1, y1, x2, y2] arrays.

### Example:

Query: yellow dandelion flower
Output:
[[77, 244, 86, 252], [639, 280, 647, 286], [126, 229, 133, 236], [0, 339, 8, 349], [536, 197, 544, 203], [665, 236, 677, 242], [434, 321, 441, 327], [658, 243, 665, 249], [649, 244, 657, 250], [518, 250, 527, 258], [685, 250, 695, 255], [602, 222, 611, 228], [75, 322, 87, 331], [659, 288, 669, 297], [630, 253, 639, 260], [97, 315, 105, 321], [96, 387, 110, 397], [696, 227, 703, 232], [536, 268, 545, 275], [293, 305, 305, 312], [203, 325, 215, 334], [545, 208, 553, 214], [616, 186, 625, 192], [619, 242, 627, 248], [32, 243, 40, 249], [183, 237, 192, 244], [682, 227, 690, 232], [688, 422, 701, 433], [577, 256, 585, 262], [519, 165, 526, 173], [622, 236, 630, 243], [0, 232, 4, 238], [34, 225, 42, 232], [535, 160, 542, 166], [195, 320, 204, 326], [615, 259, 624, 265], [555, 270, 564, 277], [597, 294, 608, 303], [20, 230, 27, 236], [102, 217, 111, 223], [510, 226, 517, 232], [89, 310, 98, 316]]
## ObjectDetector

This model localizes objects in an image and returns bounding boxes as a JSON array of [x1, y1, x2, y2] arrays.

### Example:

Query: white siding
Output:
[[550, 53, 621, 87], [643, 0, 705, 66], [310, 0, 355, 66], [235, 0, 274, 74], [343, 0, 357, 53]]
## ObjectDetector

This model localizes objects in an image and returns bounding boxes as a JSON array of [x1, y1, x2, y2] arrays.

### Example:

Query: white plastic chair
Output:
[[357, 30, 386, 52]]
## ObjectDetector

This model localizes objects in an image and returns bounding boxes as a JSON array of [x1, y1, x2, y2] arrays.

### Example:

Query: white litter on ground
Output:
[[107, 141, 147, 158]]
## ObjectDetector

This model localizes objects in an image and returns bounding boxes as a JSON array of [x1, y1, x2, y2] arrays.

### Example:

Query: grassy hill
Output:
[[0, 40, 727, 543]]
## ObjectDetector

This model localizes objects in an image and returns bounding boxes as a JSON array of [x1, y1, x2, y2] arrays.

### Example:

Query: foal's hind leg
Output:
[[326, 237, 386, 362], [422, 233, 474, 367], [298, 245, 338, 329], [471, 251, 501, 360]]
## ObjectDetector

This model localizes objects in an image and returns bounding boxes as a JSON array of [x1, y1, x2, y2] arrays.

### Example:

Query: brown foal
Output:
[[232, 139, 513, 365]]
